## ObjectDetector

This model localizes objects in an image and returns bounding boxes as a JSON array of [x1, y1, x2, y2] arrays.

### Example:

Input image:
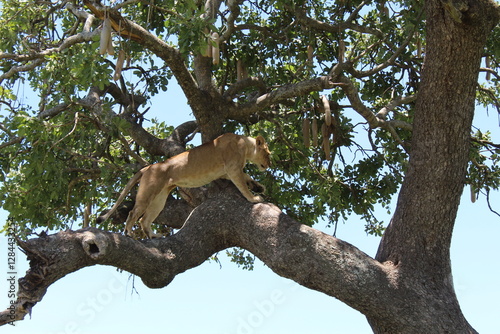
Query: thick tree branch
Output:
[[292, 4, 423, 79], [232, 76, 336, 118], [78, 86, 198, 157], [226, 62, 352, 120], [122, 118, 199, 157], [0, 59, 45, 84], [37, 103, 72, 119], [292, 4, 384, 39], [336, 75, 414, 132], [223, 76, 267, 101], [1, 189, 397, 327], [81, 0, 228, 141], [0, 4, 95, 62], [376, 95, 417, 121], [335, 75, 380, 127]]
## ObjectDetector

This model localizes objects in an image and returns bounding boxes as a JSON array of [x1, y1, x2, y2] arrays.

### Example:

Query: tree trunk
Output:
[[371, 0, 499, 332]]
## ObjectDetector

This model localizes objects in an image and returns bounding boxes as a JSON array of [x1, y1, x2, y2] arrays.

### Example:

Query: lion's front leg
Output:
[[244, 174, 266, 194], [227, 171, 264, 203]]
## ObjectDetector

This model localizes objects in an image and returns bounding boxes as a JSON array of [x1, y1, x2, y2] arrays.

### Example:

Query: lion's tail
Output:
[[96, 167, 147, 224]]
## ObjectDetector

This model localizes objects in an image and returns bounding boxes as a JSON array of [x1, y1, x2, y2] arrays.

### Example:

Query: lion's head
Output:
[[254, 135, 271, 171]]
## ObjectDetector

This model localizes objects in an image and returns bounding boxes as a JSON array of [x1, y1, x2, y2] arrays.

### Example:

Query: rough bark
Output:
[[371, 0, 499, 332], [377, 0, 498, 279]]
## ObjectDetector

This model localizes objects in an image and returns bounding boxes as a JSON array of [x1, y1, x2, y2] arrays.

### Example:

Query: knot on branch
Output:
[[80, 230, 108, 260]]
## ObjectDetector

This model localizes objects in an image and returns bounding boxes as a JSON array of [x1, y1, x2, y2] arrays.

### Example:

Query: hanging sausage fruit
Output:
[[212, 32, 220, 65], [99, 16, 113, 56], [322, 123, 331, 160], [321, 95, 332, 126], [302, 117, 311, 148], [311, 118, 318, 148], [113, 49, 126, 81]]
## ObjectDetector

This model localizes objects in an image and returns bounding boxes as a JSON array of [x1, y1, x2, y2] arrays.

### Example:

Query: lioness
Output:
[[97, 133, 271, 238]]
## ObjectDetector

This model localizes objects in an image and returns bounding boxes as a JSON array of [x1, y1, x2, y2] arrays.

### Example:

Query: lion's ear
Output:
[[256, 135, 266, 147]]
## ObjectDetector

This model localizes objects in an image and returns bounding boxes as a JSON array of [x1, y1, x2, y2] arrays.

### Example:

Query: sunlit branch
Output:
[[386, 119, 413, 131], [472, 138, 500, 151], [479, 67, 500, 80], [0, 28, 97, 64], [334, 75, 414, 133], [376, 95, 417, 120], [221, 0, 244, 41], [234, 76, 335, 117], [66, 2, 95, 33], [334, 75, 380, 127], [37, 103, 72, 119], [223, 76, 267, 100], [0, 59, 44, 84]]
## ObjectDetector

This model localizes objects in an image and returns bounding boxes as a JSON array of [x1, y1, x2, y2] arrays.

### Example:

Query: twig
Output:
[[264, 116, 327, 179], [49, 112, 80, 151], [486, 188, 500, 218], [0, 136, 23, 150], [384, 123, 409, 153], [117, 135, 149, 166]]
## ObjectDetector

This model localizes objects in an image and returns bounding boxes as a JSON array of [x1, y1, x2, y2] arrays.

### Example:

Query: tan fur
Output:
[[98, 133, 271, 238]]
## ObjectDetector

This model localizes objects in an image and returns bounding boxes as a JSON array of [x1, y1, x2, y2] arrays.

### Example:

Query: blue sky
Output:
[[1, 78, 500, 333]]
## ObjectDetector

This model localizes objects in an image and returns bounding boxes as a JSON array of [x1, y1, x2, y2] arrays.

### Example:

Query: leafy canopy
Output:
[[0, 0, 499, 240]]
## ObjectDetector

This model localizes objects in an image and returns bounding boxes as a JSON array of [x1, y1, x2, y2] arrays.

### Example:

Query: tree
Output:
[[0, 0, 499, 332]]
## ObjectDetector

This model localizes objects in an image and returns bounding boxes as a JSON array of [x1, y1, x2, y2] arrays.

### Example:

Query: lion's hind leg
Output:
[[124, 205, 145, 238], [138, 186, 174, 239], [123, 185, 163, 238]]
